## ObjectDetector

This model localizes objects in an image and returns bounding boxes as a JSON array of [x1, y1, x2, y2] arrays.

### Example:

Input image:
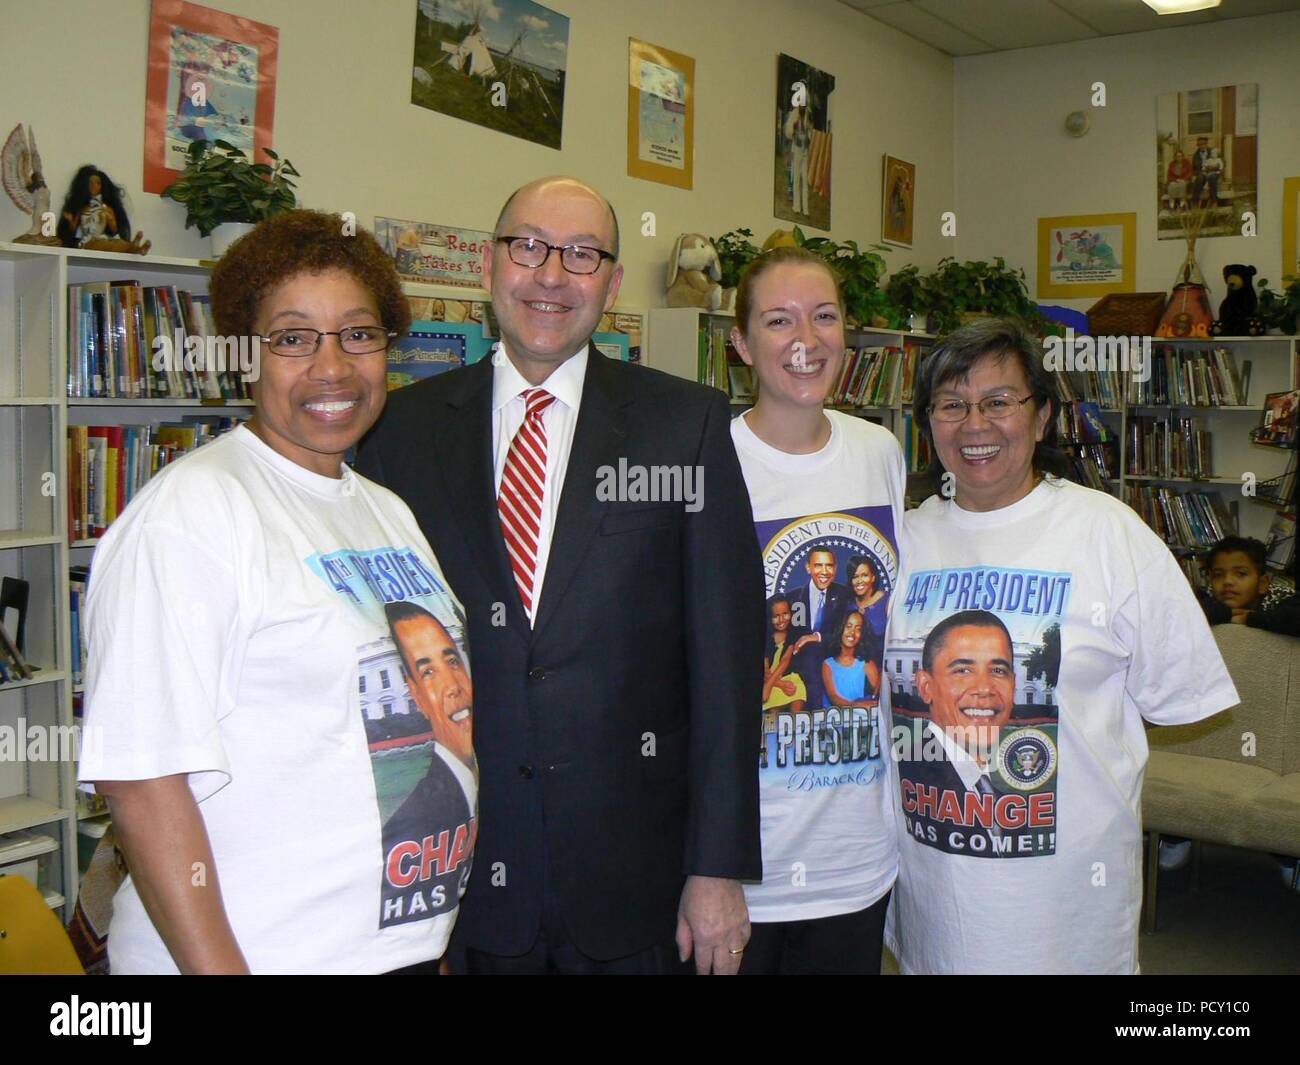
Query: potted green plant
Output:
[[925, 257, 1061, 337], [161, 139, 300, 255], [884, 264, 932, 332], [710, 228, 761, 290], [1256, 276, 1300, 334], [795, 227, 896, 328]]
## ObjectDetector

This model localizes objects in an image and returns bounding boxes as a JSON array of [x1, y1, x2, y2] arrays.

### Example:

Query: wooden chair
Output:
[[0, 875, 84, 975]]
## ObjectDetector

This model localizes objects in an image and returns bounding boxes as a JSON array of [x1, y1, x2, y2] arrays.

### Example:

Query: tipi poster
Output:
[[411, 0, 569, 150]]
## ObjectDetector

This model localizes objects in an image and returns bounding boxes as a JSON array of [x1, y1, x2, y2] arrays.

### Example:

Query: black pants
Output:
[[739, 890, 891, 975], [451, 868, 689, 974]]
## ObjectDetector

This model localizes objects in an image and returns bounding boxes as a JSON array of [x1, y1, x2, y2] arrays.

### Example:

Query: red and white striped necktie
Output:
[[498, 387, 557, 617]]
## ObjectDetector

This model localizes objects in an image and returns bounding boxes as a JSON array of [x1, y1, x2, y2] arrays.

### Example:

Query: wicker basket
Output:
[[1087, 292, 1166, 337]]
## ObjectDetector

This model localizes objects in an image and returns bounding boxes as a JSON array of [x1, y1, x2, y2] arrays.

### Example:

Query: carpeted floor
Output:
[[880, 842, 1300, 974], [1140, 842, 1300, 975]]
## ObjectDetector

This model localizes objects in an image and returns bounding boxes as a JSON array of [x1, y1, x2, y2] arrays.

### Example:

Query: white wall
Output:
[[0, 0, 954, 312], [953, 10, 1300, 314]]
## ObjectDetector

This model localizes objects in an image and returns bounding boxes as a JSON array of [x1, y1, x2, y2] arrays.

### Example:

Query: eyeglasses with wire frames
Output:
[[495, 235, 616, 275], [257, 326, 397, 357], [926, 393, 1036, 423]]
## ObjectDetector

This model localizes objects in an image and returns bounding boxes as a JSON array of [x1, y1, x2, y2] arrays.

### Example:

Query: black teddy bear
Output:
[[1215, 264, 1258, 336]]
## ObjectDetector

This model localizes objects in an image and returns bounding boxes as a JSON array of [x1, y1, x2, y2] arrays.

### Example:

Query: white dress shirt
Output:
[[491, 343, 588, 624]]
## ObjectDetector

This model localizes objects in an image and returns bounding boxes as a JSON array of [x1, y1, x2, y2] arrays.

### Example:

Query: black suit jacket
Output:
[[357, 349, 764, 959]]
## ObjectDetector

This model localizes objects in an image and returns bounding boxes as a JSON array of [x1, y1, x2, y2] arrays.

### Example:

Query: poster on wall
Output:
[[1282, 177, 1300, 280], [626, 38, 694, 190], [386, 323, 472, 390], [411, 0, 569, 150], [143, 0, 279, 194], [773, 54, 834, 231], [376, 217, 492, 289], [1036, 213, 1136, 299], [881, 155, 915, 249], [1156, 83, 1257, 240]]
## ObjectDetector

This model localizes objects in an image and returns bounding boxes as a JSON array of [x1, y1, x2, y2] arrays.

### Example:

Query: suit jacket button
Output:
[[519, 765, 534, 779], [527, 667, 546, 682]]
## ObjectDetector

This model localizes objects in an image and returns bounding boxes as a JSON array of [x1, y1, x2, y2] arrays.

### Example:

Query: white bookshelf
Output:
[[1, 242, 75, 918], [0, 241, 256, 921], [1058, 334, 1297, 567]]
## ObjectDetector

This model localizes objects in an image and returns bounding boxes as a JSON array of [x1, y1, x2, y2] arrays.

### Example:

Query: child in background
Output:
[[1197, 536, 1299, 637], [1164, 535, 1300, 887]]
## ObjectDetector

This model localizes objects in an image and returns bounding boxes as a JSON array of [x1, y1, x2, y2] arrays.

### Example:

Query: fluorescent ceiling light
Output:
[[1142, 0, 1221, 13]]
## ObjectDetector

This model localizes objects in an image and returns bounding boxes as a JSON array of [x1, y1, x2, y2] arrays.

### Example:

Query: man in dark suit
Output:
[[358, 176, 764, 974], [790, 546, 850, 708]]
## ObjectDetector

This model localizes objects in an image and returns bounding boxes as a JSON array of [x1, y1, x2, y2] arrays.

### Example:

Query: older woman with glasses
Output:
[[882, 317, 1237, 975], [79, 210, 476, 974]]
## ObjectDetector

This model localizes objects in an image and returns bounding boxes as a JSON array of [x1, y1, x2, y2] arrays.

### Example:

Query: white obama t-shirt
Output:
[[79, 426, 477, 974], [883, 477, 1237, 974], [731, 409, 904, 922]]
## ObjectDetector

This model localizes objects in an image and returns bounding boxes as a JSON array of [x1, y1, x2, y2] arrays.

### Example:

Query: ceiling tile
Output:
[[915, 0, 1100, 49], [1060, 0, 1220, 34], [866, 1, 997, 54], [1208, 0, 1300, 17], [836, 0, 905, 9]]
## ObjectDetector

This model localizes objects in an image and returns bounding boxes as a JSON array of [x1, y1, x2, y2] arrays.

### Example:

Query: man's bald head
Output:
[[493, 176, 620, 259]]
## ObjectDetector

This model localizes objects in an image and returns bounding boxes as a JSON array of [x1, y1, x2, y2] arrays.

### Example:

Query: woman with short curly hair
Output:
[[80, 210, 476, 974]]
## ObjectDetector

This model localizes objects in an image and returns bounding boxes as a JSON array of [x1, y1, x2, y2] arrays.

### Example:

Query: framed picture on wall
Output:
[[143, 0, 280, 194], [1155, 83, 1258, 240], [774, 54, 835, 231], [375, 216, 492, 289], [626, 38, 694, 189], [411, 0, 569, 150], [1282, 176, 1300, 279], [1036, 213, 1136, 299], [881, 155, 915, 248]]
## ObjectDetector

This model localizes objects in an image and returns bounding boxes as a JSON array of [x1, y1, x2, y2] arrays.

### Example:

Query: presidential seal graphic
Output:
[[998, 728, 1057, 791], [761, 511, 898, 607]]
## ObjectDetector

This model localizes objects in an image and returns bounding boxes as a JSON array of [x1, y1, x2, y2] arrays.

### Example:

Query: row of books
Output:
[[70, 566, 89, 688], [1128, 346, 1250, 407], [828, 345, 922, 408], [1054, 364, 1123, 410], [699, 320, 737, 394], [700, 322, 925, 410], [1065, 443, 1119, 491], [67, 280, 253, 401], [1174, 554, 1208, 591], [1056, 400, 1113, 445], [1127, 415, 1213, 479], [67, 418, 243, 541], [1123, 485, 1234, 550], [901, 412, 932, 475]]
